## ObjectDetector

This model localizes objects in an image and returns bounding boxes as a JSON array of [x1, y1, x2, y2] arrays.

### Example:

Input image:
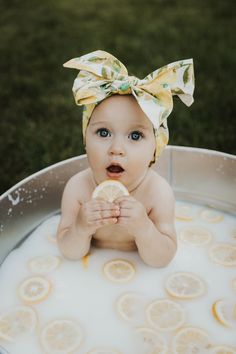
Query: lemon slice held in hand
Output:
[[92, 180, 129, 202]]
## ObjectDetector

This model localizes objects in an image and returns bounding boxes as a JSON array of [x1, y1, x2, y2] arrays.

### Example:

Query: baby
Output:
[[57, 50, 194, 267]]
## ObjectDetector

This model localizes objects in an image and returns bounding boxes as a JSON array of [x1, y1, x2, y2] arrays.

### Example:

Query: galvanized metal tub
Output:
[[0, 145, 236, 265]]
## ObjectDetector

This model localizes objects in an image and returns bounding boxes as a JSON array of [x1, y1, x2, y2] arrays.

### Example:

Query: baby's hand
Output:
[[114, 196, 149, 237], [77, 199, 120, 232]]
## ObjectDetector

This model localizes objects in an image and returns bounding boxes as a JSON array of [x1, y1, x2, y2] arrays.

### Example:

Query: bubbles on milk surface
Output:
[[0, 201, 235, 353]]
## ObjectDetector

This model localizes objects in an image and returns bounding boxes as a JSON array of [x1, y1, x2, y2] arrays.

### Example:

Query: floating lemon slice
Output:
[[115, 292, 145, 322], [200, 208, 224, 223], [103, 259, 135, 282], [135, 326, 167, 351], [146, 299, 185, 332], [209, 243, 236, 267], [175, 205, 193, 221], [92, 180, 129, 202], [40, 319, 83, 354], [165, 272, 205, 299], [210, 345, 236, 354], [18, 276, 51, 304], [86, 349, 122, 354], [179, 226, 212, 246], [28, 255, 61, 274], [172, 326, 212, 354], [0, 305, 37, 341], [212, 299, 236, 328]]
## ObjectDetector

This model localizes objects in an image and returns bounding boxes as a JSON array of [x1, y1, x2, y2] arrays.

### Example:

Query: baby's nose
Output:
[[108, 138, 125, 156]]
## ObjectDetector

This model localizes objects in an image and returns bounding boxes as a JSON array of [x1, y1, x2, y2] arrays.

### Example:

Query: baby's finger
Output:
[[91, 209, 120, 221], [93, 217, 118, 226], [89, 200, 119, 211]]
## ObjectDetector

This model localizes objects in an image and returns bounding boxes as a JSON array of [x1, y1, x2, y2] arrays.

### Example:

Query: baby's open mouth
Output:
[[106, 164, 125, 178], [107, 165, 124, 173]]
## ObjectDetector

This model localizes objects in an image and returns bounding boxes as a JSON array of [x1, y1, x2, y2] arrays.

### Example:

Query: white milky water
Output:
[[0, 200, 236, 354]]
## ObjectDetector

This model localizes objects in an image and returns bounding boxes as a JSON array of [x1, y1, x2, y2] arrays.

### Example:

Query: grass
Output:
[[0, 0, 235, 194]]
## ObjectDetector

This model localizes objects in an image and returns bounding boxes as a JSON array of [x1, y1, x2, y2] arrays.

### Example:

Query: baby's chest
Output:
[[94, 224, 133, 241]]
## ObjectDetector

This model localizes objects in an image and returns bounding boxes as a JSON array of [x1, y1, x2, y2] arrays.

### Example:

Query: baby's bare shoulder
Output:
[[147, 170, 175, 205], [62, 168, 92, 202]]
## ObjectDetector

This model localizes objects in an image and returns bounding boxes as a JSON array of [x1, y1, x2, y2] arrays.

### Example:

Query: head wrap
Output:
[[63, 50, 194, 162]]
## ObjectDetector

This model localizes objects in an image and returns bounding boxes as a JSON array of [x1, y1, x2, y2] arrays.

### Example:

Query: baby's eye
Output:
[[96, 128, 111, 138], [129, 131, 144, 141]]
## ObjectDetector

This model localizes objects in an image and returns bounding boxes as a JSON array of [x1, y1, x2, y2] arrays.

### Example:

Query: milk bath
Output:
[[0, 200, 236, 354]]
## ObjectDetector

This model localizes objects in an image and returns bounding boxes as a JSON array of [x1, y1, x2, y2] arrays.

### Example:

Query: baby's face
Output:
[[85, 95, 156, 191]]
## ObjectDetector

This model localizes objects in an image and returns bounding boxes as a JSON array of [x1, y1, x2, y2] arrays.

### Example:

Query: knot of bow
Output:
[[63, 50, 194, 130]]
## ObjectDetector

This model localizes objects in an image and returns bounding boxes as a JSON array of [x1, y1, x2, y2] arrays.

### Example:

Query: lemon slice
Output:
[[92, 180, 129, 202], [135, 326, 167, 351], [0, 305, 37, 341], [212, 299, 236, 328], [18, 276, 51, 304], [146, 299, 185, 332], [28, 255, 61, 274], [103, 259, 135, 282], [200, 209, 224, 223], [210, 345, 236, 354], [40, 319, 83, 354], [115, 292, 145, 322], [179, 226, 212, 246], [86, 349, 122, 354], [175, 205, 193, 221], [172, 326, 212, 354], [165, 272, 205, 299], [209, 243, 236, 267]]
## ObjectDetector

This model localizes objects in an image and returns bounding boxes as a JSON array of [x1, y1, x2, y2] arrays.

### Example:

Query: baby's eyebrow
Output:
[[130, 124, 150, 131], [90, 121, 109, 127]]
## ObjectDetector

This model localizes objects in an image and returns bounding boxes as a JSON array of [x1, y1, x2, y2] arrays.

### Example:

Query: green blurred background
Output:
[[1, 0, 235, 195]]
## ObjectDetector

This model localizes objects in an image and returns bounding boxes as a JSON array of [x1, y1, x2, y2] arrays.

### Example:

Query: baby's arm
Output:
[[57, 175, 119, 260], [116, 178, 177, 267]]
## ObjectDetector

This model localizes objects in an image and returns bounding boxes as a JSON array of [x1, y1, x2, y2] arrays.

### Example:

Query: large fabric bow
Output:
[[63, 50, 194, 162]]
